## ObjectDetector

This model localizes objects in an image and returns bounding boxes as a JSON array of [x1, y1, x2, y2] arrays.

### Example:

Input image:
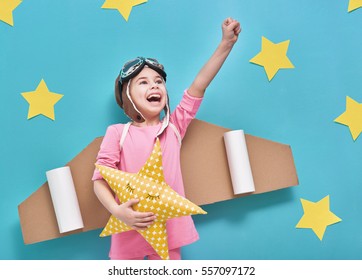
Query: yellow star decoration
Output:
[[250, 36, 294, 81], [21, 79, 64, 120], [296, 195, 341, 240], [348, 0, 362, 12], [0, 0, 22, 26], [101, 0, 147, 21], [334, 96, 362, 141], [95, 138, 207, 260]]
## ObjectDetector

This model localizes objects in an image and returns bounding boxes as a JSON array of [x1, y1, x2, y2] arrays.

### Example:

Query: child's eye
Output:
[[139, 81, 148, 85], [146, 193, 160, 201], [125, 183, 135, 193], [155, 79, 163, 84]]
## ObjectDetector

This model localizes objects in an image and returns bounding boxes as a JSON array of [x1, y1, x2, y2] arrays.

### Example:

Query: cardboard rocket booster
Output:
[[18, 119, 298, 244]]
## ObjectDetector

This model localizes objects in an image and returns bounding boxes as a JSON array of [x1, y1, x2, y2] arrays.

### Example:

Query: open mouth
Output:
[[147, 94, 161, 103]]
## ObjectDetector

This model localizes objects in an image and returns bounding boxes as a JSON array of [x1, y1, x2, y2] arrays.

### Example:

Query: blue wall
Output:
[[1, 0, 362, 259]]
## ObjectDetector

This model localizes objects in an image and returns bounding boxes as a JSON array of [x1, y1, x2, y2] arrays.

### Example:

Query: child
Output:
[[92, 17, 241, 260]]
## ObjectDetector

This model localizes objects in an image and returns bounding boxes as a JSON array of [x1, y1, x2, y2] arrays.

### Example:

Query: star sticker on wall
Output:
[[296, 195, 341, 240], [250, 36, 294, 81], [96, 138, 206, 260], [101, 0, 147, 21], [0, 0, 22, 26], [348, 0, 362, 12], [21, 79, 64, 120], [334, 96, 362, 141]]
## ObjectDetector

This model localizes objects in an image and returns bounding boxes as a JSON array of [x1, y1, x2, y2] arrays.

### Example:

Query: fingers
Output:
[[223, 17, 232, 26], [235, 25, 242, 35], [224, 17, 238, 26], [228, 20, 241, 32], [132, 224, 151, 230], [134, 211, 156, 221], [130, 204, 156, 228], [132, 213, 156, 230], [223, 17, 241, 33], [132, 220, 155, 230], [126, 200, 156, 220], [119, 199, 157, 230], [124, 198, 140, 207]]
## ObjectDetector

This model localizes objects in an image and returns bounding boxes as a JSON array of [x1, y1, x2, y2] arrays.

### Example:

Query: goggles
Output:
[[119, 57, 167, 86]]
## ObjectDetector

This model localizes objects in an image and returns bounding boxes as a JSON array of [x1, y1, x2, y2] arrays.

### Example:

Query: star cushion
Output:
[[95, 138, 207, 260]]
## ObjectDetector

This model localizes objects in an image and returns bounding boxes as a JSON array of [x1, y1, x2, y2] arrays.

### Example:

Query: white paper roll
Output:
[[46, 166, 84, 233], [223, 130, 255, 195]]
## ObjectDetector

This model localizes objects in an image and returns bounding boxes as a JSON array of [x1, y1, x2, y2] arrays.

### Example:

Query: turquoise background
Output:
[[1, 0, 362, 260]]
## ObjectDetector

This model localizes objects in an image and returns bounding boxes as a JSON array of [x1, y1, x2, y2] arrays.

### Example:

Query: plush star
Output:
[[296, 195, 341, 240], [95, 138, 207, 260], [334, 96, 362, 141], [250, 36, 294, 81], [348, 0, 362, 12], [21, 79, 64, 120], [101, 0, 147, 21], [0, 0, 22, 26]]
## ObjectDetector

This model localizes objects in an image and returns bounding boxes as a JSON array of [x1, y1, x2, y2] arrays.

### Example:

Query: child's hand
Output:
[[112, 199, 156, 230], [222, 17, 241, 45]]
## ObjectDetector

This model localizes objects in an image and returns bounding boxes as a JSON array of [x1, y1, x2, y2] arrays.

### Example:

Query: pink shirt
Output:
[[92, 90, 203, 259]]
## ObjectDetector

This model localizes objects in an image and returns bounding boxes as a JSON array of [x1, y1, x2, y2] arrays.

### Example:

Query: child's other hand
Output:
[[112, 199, 156, 230], [222, 17, 241, 45]]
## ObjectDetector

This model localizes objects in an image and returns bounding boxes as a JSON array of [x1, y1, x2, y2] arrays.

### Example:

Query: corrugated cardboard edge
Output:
[[18, 119, 298, 244]]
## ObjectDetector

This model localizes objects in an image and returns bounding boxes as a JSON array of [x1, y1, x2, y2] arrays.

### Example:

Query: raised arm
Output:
[[188, 17, 241, 98]]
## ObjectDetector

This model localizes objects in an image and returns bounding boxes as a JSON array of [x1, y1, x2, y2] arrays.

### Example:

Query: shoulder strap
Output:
[[119, 122, 132, 151], [169, 123, 182, 146]]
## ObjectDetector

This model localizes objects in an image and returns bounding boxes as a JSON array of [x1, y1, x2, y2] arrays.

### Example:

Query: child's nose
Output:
[[150, 82, 159, 89]]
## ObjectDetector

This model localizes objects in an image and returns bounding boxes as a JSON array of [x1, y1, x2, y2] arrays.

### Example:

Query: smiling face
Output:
[[129, 67, 167, 123]]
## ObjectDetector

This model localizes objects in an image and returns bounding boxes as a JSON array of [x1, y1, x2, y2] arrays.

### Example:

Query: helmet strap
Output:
[[126, 78, 146, 122]]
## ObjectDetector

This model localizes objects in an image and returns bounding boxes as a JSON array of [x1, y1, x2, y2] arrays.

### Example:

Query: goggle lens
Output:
[[120, 58, 143, 79], [120, 57, 165, 82]]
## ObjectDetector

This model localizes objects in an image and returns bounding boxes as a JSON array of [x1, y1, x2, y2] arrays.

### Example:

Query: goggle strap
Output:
[[126, 78, 146, 121]]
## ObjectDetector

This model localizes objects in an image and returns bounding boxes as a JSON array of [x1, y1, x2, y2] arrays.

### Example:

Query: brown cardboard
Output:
[[18, 119, 298, 244], [181, 120, 299, 205], [18, 137, 109, 244]]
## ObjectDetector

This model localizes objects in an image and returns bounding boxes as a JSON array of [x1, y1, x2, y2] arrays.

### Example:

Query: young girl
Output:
[[92, 17, 241, 260]]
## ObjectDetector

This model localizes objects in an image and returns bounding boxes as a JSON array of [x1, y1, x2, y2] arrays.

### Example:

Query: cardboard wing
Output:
[[181, 120, 299, 205], [18, 119, 298, 244]]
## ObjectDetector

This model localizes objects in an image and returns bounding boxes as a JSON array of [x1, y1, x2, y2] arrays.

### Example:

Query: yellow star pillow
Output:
[[95, 138, 207, 260]]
